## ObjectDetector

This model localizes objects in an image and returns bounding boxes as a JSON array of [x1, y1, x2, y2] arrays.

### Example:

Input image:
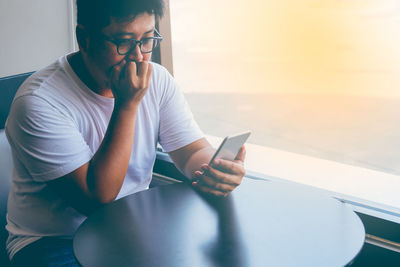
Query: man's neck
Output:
[[67, 52, 114, 98]]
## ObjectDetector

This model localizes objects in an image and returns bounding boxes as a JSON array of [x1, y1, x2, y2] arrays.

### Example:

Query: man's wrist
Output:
[[183, 146, 215, 179], [114, 99, 140, 112]]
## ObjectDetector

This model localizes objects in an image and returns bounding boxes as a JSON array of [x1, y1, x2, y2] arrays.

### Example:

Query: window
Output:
[[164, 0, 400, 218]]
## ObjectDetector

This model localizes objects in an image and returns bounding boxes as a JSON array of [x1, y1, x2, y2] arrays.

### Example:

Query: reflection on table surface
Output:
[[74, 178, 365, 267]]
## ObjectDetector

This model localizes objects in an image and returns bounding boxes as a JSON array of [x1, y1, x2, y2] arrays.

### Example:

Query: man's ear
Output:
[[76, 25, 89, 52]]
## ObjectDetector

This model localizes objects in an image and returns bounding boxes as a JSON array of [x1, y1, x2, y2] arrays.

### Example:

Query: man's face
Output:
[[84, 13, 156, 88]]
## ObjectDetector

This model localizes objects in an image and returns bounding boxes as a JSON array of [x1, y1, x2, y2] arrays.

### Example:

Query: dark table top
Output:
[[73, 178, 365, 267]]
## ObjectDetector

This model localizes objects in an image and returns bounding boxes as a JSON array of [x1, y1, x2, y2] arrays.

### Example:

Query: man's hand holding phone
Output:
[[192, 146, 246, 197], [192, 131, 250, 197]]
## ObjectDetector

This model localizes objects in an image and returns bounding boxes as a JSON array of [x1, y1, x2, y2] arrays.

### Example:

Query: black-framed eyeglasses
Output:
[[98, 29, 163, 55]]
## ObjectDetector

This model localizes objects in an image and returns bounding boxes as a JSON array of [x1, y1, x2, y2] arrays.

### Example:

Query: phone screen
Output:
[[209, 131, 251, 166]]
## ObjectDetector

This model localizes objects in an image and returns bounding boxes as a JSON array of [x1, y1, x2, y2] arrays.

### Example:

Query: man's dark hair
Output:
[[77, 0, 165, 33]]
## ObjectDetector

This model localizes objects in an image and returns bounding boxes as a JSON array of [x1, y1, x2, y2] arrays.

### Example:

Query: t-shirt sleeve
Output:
[[156, 65, 204, 152], [5, 95, 93, 182]]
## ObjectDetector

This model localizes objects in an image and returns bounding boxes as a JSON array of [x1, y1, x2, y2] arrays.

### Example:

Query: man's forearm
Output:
[[87, 104, 138, 203]]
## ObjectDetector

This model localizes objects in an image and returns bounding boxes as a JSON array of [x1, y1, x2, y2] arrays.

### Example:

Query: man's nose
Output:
[[126, 43, 143, 62]]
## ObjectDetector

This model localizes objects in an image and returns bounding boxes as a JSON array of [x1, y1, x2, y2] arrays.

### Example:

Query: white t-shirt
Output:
[[4, 54, 203, 259]]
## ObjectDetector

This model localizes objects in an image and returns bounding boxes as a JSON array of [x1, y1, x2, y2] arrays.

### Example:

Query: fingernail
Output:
[[195, 171, 202, 176], [200, 164, 208, 170], [192, 181, 198, 186], [213, 159, 220, 165]]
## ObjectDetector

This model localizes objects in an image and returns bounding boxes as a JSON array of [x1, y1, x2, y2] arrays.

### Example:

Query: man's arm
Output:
[[48, 60, 152, 215], [169, 138, 246, 197], [47, 102, 139, 215]]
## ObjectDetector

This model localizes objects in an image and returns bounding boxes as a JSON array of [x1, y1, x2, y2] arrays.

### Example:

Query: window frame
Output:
[[157, 2, 174, 75]]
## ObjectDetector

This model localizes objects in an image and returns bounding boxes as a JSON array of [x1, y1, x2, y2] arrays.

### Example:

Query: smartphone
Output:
[[209, 131, 251, 167]]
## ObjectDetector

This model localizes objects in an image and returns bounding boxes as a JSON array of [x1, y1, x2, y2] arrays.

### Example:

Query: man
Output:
[[5, 0, 246, 266]]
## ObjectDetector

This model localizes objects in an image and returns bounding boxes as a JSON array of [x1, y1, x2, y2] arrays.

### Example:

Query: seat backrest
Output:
[[0, 72, 34, 129], [0, 72, 33, 266], [0, 130, 12, 266]]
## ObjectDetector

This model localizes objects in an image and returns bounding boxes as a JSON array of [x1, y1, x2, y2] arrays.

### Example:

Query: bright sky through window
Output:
[[170, 0, 400, 97]]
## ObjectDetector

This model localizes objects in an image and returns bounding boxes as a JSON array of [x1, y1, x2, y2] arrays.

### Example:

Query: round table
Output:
[[73, 178, 365, 267]]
